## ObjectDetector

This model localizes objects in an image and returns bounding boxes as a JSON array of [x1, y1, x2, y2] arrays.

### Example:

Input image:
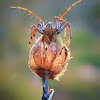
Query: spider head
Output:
[[45, 22, 55, 31], [43, 22, 56, 44]]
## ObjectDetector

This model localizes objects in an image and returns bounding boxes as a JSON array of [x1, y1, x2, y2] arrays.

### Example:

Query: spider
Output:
[[11, 0, 82, 49]]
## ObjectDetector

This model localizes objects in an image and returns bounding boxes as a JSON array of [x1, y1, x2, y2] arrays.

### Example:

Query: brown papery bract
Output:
[[29, 35, 71, 80]]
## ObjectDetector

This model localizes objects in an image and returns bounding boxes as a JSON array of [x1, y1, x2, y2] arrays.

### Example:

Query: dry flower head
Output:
[[29, 35, 71, 80]]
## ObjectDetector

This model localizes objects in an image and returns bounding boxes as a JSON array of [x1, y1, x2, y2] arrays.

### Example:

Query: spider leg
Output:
[[64, 26, 67, 44], [66, 36, 71, 47], [66, 27, 71, 47], [37, 22, 45, 65], [29, 24, 43, 49], [58, 22, 72, 39], [31, 24, 43, 34], [32, 21, 45, 41], [32, 29, 37, 41], [54, 17, 60, 30], [37, 21, 45, 31], [29, 28, 38, 49], [41, 37, 45, 65], [66, 22, 72, 39], [10, 6, 43, 23], [60, 0, 83, 20], [30, 24, 44, 42], [54, 16, 66, 23], [53, 16, 72, 46], [29, 21, 45, 49], [63, 26, 71, 47]]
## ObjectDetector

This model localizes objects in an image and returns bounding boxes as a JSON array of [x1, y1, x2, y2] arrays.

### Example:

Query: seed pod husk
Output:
[[29, 35, 70, 80]]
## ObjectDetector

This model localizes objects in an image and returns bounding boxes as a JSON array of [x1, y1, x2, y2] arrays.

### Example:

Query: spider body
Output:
[[43, 22, 56, 44], [30, 16, 71, 48], [11, 0, 82, 49]]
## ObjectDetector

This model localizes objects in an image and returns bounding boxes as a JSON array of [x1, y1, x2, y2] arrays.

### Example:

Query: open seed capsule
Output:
[[29, 35, 70, 80]]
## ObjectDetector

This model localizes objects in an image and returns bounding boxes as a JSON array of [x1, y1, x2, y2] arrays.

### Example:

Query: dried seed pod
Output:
[[29, 35, 71, 80]]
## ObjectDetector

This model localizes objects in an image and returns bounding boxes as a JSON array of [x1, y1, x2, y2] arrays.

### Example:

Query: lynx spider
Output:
[[11, 0, 82, 50]]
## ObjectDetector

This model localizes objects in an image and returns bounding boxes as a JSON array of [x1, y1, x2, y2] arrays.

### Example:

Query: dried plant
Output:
[[29, 35, 70, 80], [29, 35, 71, 99], [11, 0, 83, 99]]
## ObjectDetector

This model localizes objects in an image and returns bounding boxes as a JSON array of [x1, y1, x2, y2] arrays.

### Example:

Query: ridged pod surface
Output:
[[29, 35, 70, 80]]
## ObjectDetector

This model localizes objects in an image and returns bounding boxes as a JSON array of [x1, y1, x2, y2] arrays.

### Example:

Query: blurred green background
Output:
[[0, 0, 100, 100]]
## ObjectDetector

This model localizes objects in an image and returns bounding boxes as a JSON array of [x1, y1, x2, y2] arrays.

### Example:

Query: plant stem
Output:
[[42, 75, 48, 100], [41, 75, 54, 100]]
